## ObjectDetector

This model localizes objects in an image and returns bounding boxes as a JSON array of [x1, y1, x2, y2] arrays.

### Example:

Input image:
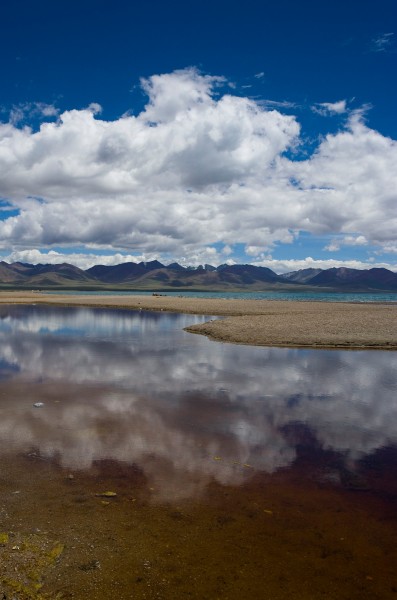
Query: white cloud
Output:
[[222, 245, 233, 256], [260, 99, 297, 110], [4, 249, 156, 270], [313, 100, 347, 116], [8, 102, 60, 125], [245, 246, 267, 257], [0, 68, 396, 266], [282, 115, 397, 247], [324, 235, 367, 252], [370, 32, 394, 52], [40, 104, 59, 117], [252, 256, 397, 274], [87, 102, 102, 115], [324, 241, 340, 252], [377, 242, 397, 255]]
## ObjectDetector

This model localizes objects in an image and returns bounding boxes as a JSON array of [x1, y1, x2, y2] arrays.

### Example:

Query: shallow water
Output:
[[0, 305, 396, 599]]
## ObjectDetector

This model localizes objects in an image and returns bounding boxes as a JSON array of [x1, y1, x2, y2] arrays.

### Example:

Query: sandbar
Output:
[[0, 291, 395, 349]]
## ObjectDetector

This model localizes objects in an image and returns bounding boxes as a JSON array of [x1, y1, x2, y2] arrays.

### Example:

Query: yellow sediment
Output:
[[0, 534, 64, 599]]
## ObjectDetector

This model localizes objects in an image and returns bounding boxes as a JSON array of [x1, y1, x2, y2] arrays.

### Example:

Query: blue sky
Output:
[[0, 0, 396, 272]]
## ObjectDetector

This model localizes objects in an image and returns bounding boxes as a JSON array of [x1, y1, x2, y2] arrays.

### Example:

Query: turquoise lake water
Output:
[[45, 289, 397, 302]]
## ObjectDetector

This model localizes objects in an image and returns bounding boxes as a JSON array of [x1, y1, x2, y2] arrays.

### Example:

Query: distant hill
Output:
[[308, 267, 397, 290], [0, 261, 26, 283], [281, 268, 323, 283], [84, 262, 286, 290], [0, 261, 396, 292], [86, 262, 148, 283], [0, 261, 93, 286], [280, 266, 397, 291]]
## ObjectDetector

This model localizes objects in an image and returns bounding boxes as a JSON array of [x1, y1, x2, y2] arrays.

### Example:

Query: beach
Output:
[[0, 292, 395, 349]]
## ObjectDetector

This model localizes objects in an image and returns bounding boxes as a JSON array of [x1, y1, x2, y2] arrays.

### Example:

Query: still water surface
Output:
[[0, 305, 396, 599]]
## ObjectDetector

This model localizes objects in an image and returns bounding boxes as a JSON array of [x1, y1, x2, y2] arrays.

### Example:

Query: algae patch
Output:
[[0, 532, 64, 599]]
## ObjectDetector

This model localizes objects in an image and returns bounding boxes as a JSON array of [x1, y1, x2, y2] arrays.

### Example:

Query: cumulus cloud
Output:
[[0, 68, 396, 266], [4, 249, 157, 270], [377, 242, 397, 255], [252, 256, 397, 274]]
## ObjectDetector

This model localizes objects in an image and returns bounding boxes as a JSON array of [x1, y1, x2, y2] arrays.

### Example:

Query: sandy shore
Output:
[[0, 291, 396, 349]]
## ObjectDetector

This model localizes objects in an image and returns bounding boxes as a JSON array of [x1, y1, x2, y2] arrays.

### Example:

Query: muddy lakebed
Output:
[[0, 304, 396, 599]]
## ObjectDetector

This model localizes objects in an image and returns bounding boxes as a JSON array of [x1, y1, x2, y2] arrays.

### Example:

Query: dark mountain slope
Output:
[[0, 261, 26, 283], [310, 267, 397, 290], [0, 262, 92, 284], [87, 260, 166, 283]]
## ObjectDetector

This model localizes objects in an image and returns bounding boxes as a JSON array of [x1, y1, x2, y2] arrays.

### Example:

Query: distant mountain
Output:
[[167, 262, 186, 271], [281, 268, 323, 283], [216, 264, 280, 285], [309, 267, 397, 290], [0, 261, 395, 292], [86, 262, 148, 283], [0, 261, 26, 283], [141, 260, 165, 271], [85, 262, 284, 290], [0, 261, 92, 286], [280, 266, 397, 291]]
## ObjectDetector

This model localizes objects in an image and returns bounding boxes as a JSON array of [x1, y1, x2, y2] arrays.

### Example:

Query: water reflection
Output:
[[0, 305, 396, 501]]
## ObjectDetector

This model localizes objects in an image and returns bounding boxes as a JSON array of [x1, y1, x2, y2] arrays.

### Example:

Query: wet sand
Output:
[[0, 291, 395, 349]]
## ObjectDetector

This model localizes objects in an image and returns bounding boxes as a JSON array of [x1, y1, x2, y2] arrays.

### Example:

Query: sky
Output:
[[0, 0, 396, 273]]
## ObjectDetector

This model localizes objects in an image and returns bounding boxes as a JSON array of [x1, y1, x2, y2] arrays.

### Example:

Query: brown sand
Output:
[[2, 448, 397, 600], [0, 291, 395, 349]]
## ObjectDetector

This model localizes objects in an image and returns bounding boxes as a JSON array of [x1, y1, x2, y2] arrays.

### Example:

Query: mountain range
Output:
[[0, 261, 396, 292]]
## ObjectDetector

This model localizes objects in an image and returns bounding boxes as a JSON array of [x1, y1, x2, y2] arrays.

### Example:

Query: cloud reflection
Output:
[[0, 305, 396, 500]]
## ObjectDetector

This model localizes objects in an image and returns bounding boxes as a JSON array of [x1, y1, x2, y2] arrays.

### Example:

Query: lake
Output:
[[0, 305, 396, 599], [45, 289, 397, 303]]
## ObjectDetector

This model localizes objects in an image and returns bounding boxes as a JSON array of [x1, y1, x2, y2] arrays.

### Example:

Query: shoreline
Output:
[[0, 291, 396, 350]]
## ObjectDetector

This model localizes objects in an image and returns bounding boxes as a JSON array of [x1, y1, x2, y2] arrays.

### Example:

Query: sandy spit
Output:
[[0, 291, 396, 350]]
